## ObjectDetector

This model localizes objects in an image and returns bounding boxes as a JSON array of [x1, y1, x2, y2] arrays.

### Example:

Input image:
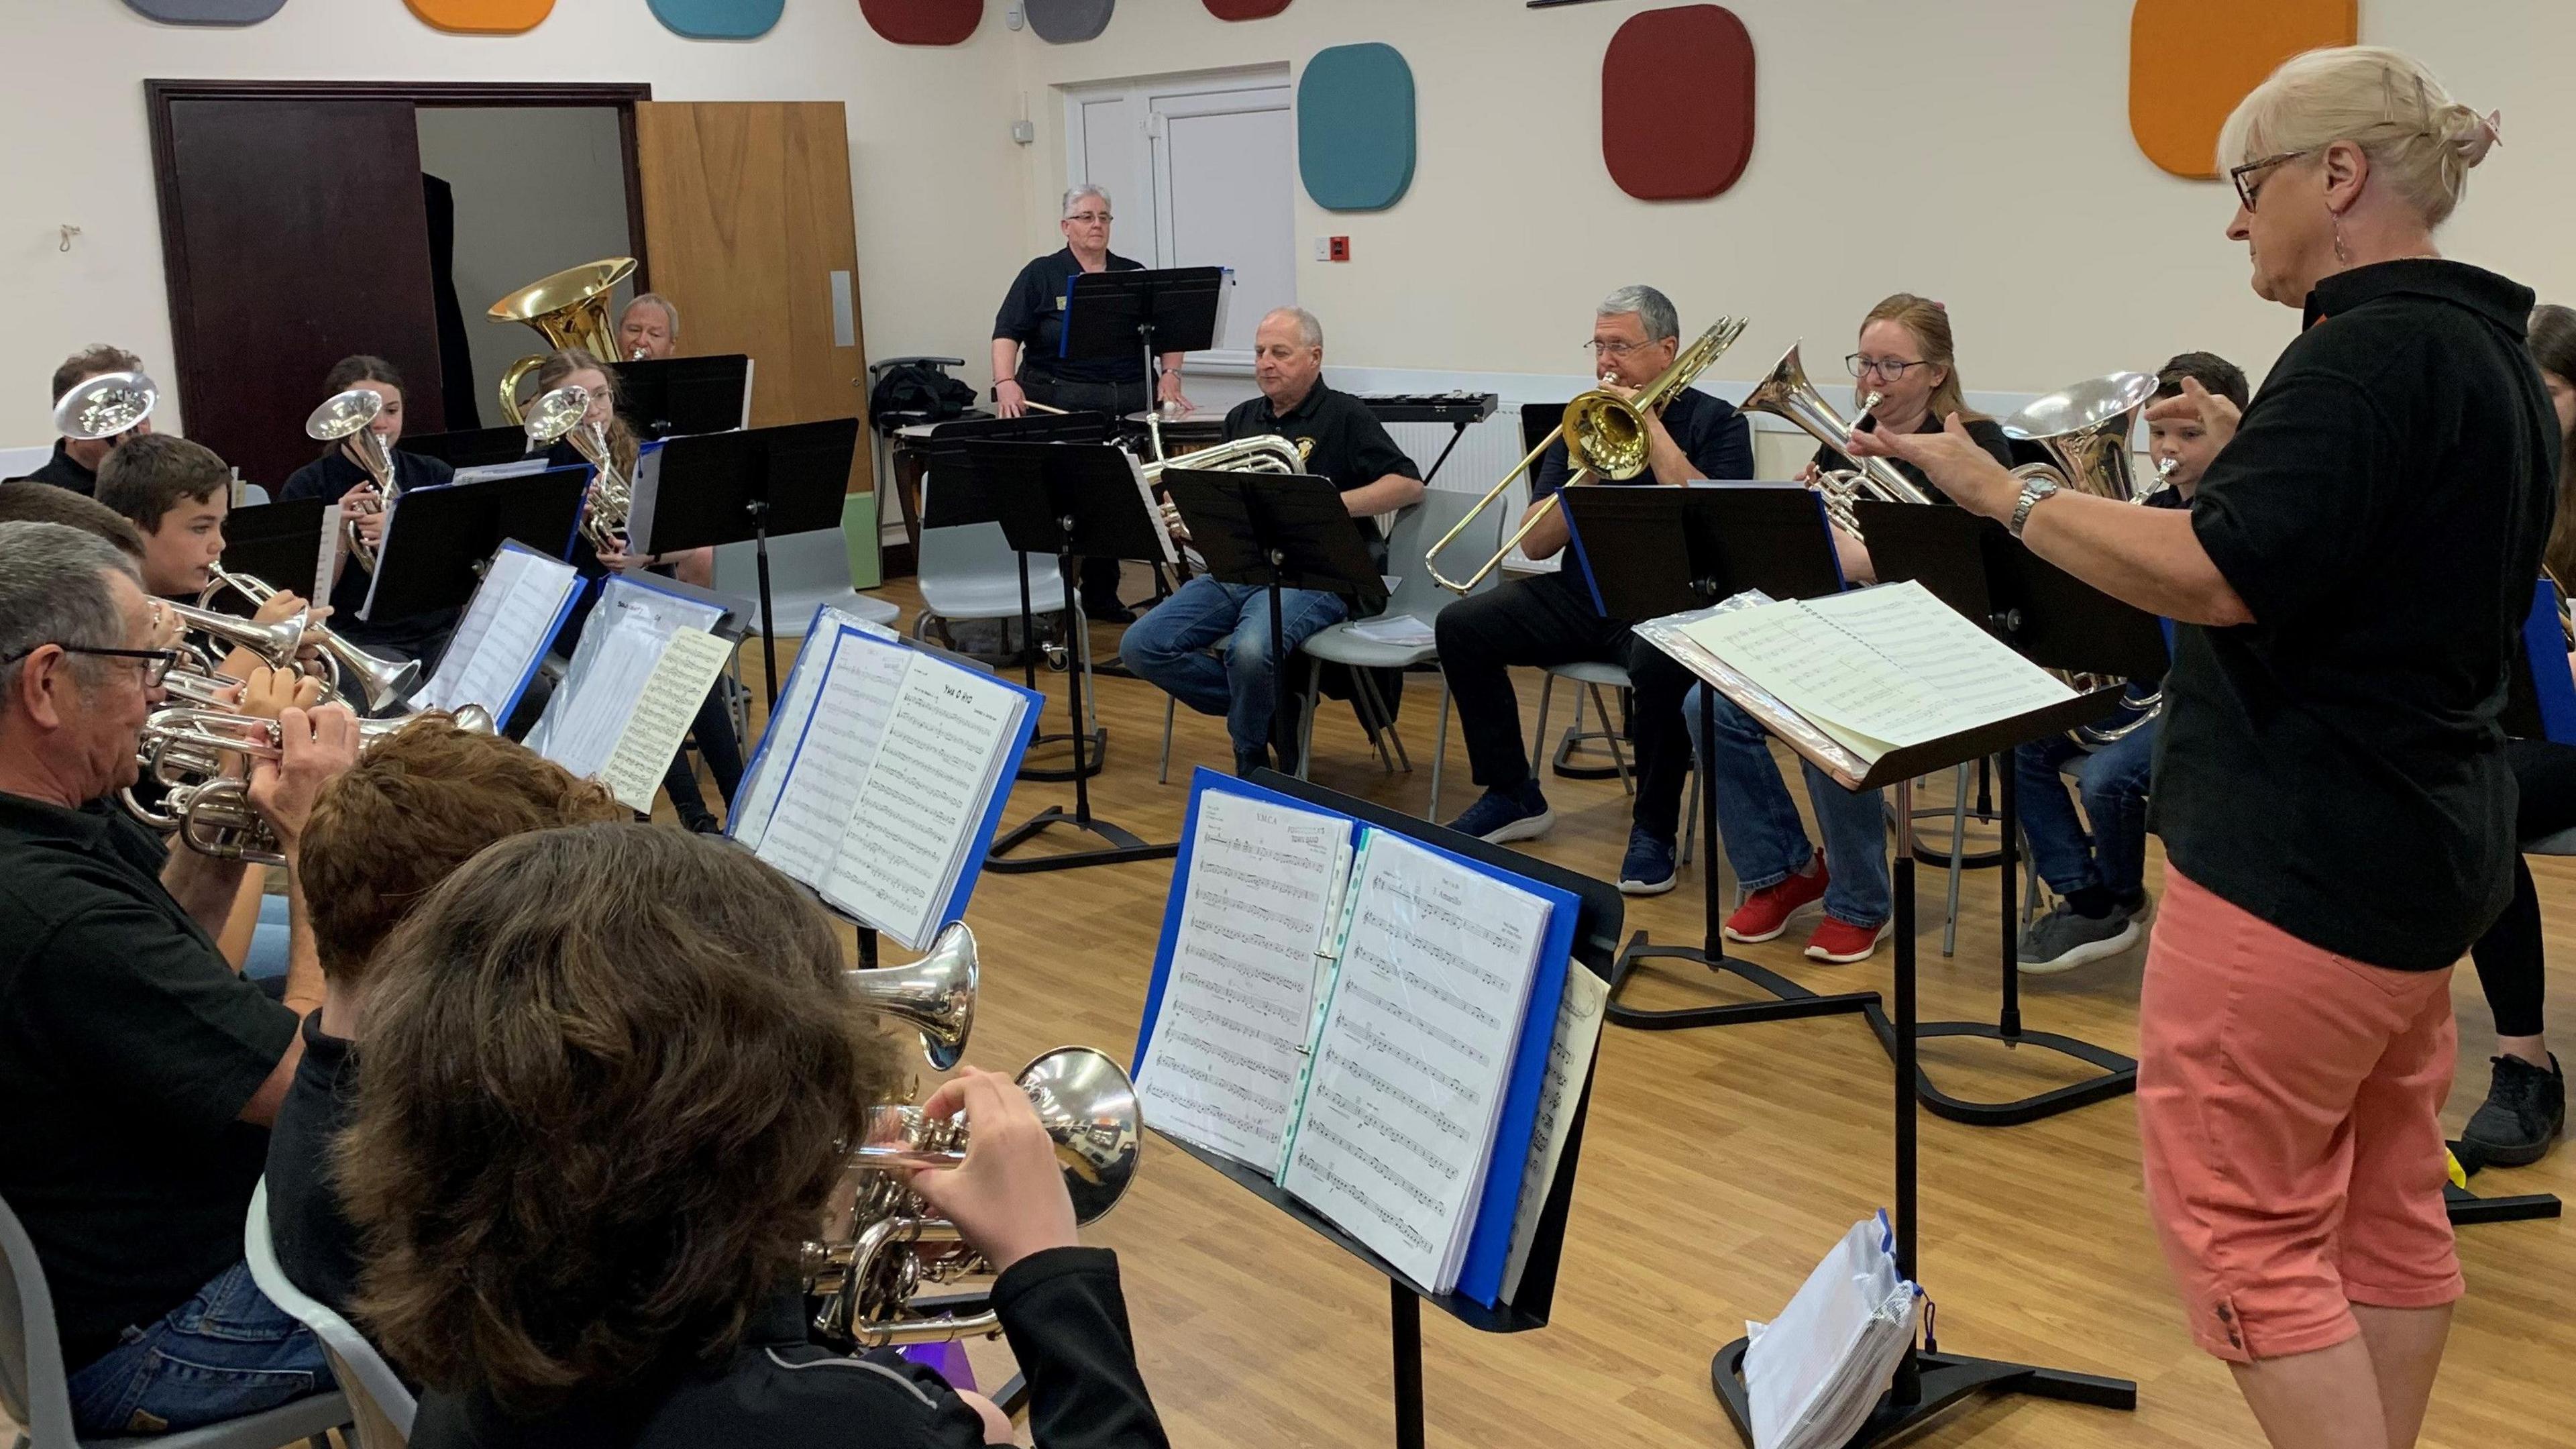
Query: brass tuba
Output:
[[488, 258, 636, 425], [1738, 341, 1935, 540], [53, 371, 158, 441], [197, 566, 424, 714], [307, 390, 400, 574], [1425, 317, 1749, 594]]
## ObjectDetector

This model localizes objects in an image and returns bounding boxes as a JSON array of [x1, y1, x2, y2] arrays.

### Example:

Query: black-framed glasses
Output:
[[0, 643, 182, 686], [2230, 149, 2314, 212], [1846, 354, 1930, 381]]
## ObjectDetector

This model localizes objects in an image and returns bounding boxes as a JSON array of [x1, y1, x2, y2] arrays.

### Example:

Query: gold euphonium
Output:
[[197, 566, 424, 714], [488, 258, 635, 425], [1424, 317, 1750, 594]]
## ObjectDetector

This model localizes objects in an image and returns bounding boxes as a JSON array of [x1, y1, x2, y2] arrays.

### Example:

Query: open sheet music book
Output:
[[1131, 771, 1585, 1304], [729, 604, 1039, 951], [526, 574, 733, 812], [415, 542, 583, 724], [1636, 580, 2074, 786]]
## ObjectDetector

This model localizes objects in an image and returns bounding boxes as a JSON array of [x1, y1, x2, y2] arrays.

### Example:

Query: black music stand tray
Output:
[[359, 468, 589, 623], [614, 354, 753, 438], [633, 419, 860, 712], [1159, 467, 1389, 774], [210, 499, 329, 605], [1852, 500, 2161, 1128], [1166, 771, 1623, 1449], [919, 411, 1119, 783], [1557, 483, 1884, 1033], [398, 425, 535, 472], [964, 439, 1177, 873], [1060, 266, 1226, 462], [1700, 688, 2139, 1448]]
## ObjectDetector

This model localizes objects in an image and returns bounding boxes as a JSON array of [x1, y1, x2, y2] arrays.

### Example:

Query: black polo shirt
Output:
[[994, 248, 1150, 387], [265, 1013, 364, 1322], [2153, 259, 2557, 971], [1219, 378, 1417, 545], [6, 439, 99, 495], [1530, 386, 1754, 499], [0, 792, 297, 1368], [278, 449, 461, 655], [410, 1248, 1169, 1449], [1812, 412, 2017, 501]]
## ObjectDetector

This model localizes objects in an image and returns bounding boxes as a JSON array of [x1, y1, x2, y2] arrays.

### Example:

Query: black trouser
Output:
[[2470, 737, 2576, 1038], [1022, 373, 1151, 608], [1432, 571, 1694, 840]]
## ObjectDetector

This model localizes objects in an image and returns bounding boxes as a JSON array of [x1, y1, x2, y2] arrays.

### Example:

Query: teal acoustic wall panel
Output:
[[649, 0, 784, 37], [124, 0, 288, 20], [1026, 0, 1112, 41], [1297, 43, 1415, 212]]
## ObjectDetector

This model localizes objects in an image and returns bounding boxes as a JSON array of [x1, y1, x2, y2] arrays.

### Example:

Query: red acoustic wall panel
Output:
[[859, 0, 979, 45], [1603, 5, 1756, 201], [1204, 0, 1291, 17]]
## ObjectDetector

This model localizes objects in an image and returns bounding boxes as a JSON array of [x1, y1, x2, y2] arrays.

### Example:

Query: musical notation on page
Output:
[[1135, 792, 1348, 1169], [1500, 963, 1607, 1301], [755, 629, 912, 888], [596, 627, 735, 811], [820, 659, 1024, 949]]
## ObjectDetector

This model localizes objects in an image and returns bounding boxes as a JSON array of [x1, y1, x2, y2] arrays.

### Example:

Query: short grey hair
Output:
[[624, 292, 681, 340], [0, 521, 138, 700], [1598, 284, 1680, 345], [1263, 307, 1324, 349], [1062, 184, 1112, 219]]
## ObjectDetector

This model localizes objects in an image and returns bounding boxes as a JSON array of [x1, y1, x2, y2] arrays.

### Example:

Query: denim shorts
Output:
[[67, 1260, 335, 1436]]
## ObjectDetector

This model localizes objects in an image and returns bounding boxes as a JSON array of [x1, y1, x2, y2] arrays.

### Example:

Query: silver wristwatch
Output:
[[2007, 476, 2061, 539]]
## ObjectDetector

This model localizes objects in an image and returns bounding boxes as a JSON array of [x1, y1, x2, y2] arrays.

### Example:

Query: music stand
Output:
[[399, 425, 534, 472], [614, 354, 753, 438], [1556, 482, 1884, 1033], [1060, 266, 1226, 464], [1159, 467, 1389, 773], [359, 467, 589, 623], [1851, 500, 2156, 1127], [209, 499, 329, 608], [918, 411, 1118, 783], [632, 418, 861, 711], [962, 438, 1178, 873]]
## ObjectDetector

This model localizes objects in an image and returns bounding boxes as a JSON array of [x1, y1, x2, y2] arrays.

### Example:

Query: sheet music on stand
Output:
[[729, 602, 1039, 950], [528, 573, 732, 812], [1741, 1212, 1922, 1449], [415, 542, 584, 722]]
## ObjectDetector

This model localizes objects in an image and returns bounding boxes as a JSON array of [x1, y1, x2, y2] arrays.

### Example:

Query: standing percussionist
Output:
[[1120, 307, 1422, 776], [992, 185, 1192, 621], [1851, 47, 2542, 1449], [1436, 285, 1753, 898]]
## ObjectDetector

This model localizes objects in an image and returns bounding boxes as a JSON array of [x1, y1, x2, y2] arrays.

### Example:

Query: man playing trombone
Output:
[[1435, 285, 1753, 895]]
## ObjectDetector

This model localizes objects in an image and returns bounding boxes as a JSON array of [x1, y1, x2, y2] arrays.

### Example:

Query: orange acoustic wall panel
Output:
[[2130, 0, 2355, 178], [405, 0, 553, 31]]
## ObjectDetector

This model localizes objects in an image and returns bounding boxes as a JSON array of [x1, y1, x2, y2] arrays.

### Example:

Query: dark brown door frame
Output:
[[145, 78, 656, 448]]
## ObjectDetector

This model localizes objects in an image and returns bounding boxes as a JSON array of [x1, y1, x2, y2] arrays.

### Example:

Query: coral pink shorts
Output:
[[2136, 869, 2463, 1362]]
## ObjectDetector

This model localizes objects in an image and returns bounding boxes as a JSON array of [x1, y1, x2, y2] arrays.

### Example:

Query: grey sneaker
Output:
[[2017, 902, 2141, 974]]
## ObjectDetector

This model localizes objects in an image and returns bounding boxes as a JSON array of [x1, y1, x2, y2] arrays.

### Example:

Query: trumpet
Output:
[[123, 702, 497, 862], [1425, 317, 1749, 594], [521, 385, 631, 556], [806, 1046, 1141, 1350], [197, 566, 423, 714], [53, 370, 158, 441], [307, 390, 401, 574], [1739, 343, 1935, 541]]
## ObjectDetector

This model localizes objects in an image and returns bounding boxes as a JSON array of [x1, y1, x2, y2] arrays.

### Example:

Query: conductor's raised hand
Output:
[[904, 1066, 1079, 1275], [1845, 414, 2017, 519], [246, 702, 359, 853], [2142, 376, 2242, 453]]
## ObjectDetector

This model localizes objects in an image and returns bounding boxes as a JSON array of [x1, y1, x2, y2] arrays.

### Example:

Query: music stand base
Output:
[[984, 807, 1178, 874], [1711, 1338, 2136, 1448], [1860, 1014, 2140, 1127], [2446, 1183, 2562, 1226], [1609, 930, 1879, 1030], [1017, 727, 1110, 783]]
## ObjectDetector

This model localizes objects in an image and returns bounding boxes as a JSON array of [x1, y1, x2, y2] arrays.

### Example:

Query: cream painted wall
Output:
[[1003, 0, 2576, 405], [0, 0, 1032, 444]]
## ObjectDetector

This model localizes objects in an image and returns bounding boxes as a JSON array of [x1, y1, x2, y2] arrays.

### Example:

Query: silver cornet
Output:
[[848, 922, 977, 1071], [525, 384, 633, 557], [123, 702, 497, 862], [198, 565, 423, 714]]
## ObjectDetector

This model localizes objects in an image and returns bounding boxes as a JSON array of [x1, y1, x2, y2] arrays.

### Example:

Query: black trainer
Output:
[[2461, 1053, 2565, 1167]]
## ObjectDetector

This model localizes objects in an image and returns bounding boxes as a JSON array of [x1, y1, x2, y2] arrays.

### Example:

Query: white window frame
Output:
[[1063, 64, 1293, 376]]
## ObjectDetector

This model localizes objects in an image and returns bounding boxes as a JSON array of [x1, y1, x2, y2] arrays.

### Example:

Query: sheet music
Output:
[[820, 659, 1026, 949], [420, 549, 578, 718], [1500, 963, 1608, 1301], [1804, 583, 2072, 728], [1279, 832, 1550, 1293], [313, 500, 342, 604], [537, 613, 666, 781], [1135, 792, 1350, 1169], [594, 628, 735, 812], [755, 628, 914, 889], [729, 637, 834, 851]]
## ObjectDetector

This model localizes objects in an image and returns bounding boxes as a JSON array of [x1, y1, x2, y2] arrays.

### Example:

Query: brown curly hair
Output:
[[338, 822, 906, 1409], [299, 719, 627, 983]]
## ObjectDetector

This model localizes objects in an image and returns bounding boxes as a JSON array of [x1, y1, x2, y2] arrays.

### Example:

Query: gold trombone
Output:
[[1424, 317, 1749, 594]]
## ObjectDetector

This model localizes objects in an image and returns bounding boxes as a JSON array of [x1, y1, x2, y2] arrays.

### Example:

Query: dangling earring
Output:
[[2330, 209, 2352, 267]]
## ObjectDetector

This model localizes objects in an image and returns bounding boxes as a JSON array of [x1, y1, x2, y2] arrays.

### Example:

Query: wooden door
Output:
[[634, 102, 871, 492], [150, 93, 445, 484]]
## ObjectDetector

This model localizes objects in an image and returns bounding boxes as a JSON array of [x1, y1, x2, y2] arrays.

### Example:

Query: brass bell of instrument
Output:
[[53, 371, 158, 441], [489, 257, 636, 425], [2001, 372, 2159, 502], [846, 922, 978, 1071], [197, 566, 424, 715]]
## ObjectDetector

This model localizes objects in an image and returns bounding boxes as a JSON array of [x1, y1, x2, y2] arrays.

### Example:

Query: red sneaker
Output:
[[1804, 916, 1890, 964], [1722, 857, 1830, 943]]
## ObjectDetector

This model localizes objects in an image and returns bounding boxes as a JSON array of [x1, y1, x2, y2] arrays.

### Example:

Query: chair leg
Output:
[[1942, 764, 1969, 957], [1429, 678, 1452, 822], [1530, 672, 1556, 781], [1157, 694, 1175, 786], [1352, 669, 1409, 775], [1297, 657, 1323, 782], [1589, 684, 1633, 794], [1679, 763, 1697, 867]]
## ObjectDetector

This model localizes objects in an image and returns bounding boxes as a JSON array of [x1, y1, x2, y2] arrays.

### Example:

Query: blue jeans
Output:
[[1686, 685, 1892, 928], [67, 1260, 333, 1437], [1120, 576, 1349, 755], [242, 892, 291, 981], [2014, 720, 2157, 900]]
